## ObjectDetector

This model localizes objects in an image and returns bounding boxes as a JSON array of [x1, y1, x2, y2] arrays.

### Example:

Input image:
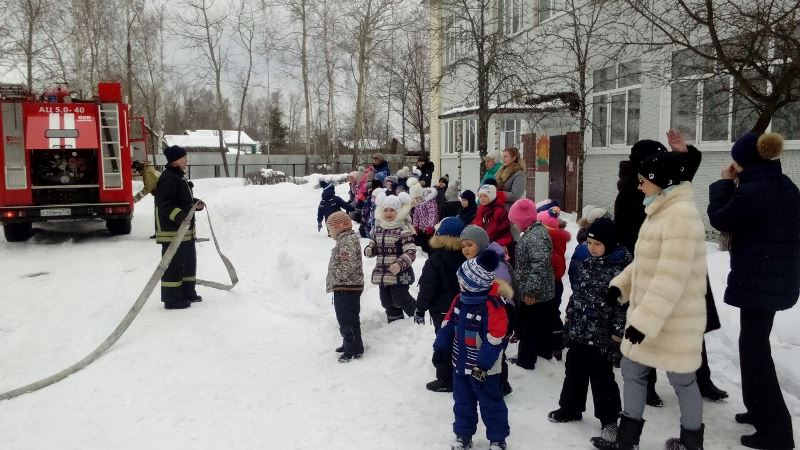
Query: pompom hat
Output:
[[586, 217, 618, 249], [460, 225, 490, 252], [537, 206, 561, 229], [478, 184, 497, 202], [731, 132, 785, 167], [457, 249, 500, 293], [508, 198, 538, 230]]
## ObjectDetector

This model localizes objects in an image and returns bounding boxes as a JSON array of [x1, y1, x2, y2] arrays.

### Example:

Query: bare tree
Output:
[[5, 0, 49, 90], [233, 0, 258, 177], [626, 0, 800, 133], [342, 0, 405, 166], [287, 91, 304, 144], [437, 0, 539, 175], [527, 0, 621, 212], [314, 0, 342, 167], [175, 0, 231, 176]]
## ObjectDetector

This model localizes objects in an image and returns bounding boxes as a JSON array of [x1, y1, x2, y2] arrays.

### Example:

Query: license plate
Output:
[[40, 208, 71, 217]]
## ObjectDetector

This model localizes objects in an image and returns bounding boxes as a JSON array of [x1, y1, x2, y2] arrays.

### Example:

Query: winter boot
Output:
[[451, 435, 472, 450], [164, 300, 191, 310], [337, 352, 362, 363], [591, 415, 644, 450], [489, 440, 507, 450], [698, 380, 728, 401], [735, 412, 755, 425], [646, 389, 664, 407], [665, 424, 704, 450], [548, 408, 582, 423], [335, 345, 345, 353], [740, 432, 794, 449], [598, 422, 618, 443], [425, 378, 453, 393], [189, 295, 203, 303], [502, 380, 513, 396]]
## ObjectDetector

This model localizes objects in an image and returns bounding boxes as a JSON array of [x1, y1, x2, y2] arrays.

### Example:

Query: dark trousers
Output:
[[452, 374, 509, 442], [378, 285, 415, 322], [432, 312, 453, 387], [740, 308, 794, 447], [333, 291, 364, 354], [160, 240, 197, 306], [550, 281, 565, 352], [515, 301, 553, 368], [558, 344, 621, 425]]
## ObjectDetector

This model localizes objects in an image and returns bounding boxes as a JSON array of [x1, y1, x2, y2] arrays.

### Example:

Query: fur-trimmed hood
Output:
[[491, 279, 514, 300], [430, 234, 462, 251]]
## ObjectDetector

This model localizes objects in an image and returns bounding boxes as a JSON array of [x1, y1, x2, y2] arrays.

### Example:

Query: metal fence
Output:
[[159, 163, 356, 179]]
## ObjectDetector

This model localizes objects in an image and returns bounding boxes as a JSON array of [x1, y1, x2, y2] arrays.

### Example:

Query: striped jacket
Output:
[[154, 166, 197, 243], [433, 282, 511, 376]]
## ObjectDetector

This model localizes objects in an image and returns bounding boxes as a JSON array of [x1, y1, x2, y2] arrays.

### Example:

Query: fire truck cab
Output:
[[0, 82, 139, 242]]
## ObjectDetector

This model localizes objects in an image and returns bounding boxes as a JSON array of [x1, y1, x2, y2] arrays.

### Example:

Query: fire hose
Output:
[[0, 204, 238, 401]]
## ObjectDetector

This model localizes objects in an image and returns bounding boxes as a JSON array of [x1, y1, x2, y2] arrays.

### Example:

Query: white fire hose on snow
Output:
[[0, 204, 238, 401]]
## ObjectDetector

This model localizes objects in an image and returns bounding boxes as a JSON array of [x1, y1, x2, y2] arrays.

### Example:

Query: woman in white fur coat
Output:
[[592, 153, 707, 450]]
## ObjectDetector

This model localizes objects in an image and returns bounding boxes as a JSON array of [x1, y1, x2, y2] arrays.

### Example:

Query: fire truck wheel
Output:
[[3, 223, 33, 242], [106, 218, 132, 235]]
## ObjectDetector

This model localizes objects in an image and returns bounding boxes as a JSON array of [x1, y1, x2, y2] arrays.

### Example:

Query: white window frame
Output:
[[500, 0, 523, 35], [501, 118, 521, 149], [590, 61, 642, 148], [442, 118, 479, 154]]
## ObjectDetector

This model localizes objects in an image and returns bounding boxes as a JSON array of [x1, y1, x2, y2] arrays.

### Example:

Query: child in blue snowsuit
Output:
[[433, 249, 511, 450], [317, 180, 354, 232]]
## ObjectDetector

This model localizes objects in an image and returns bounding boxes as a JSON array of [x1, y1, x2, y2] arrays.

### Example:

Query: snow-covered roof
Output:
[[187, 129, 259, 146], [164, 134, 223, 149]]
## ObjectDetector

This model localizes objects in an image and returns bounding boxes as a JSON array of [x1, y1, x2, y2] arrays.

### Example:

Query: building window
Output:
[[670, 49, 799, 142], [442, 118, 478, 154], [501, 0, 523, 34], [591, 61, 642, 147], [502, 118, 521, 149], [538, 0, 564, 23], [444, 14, 475, 65]]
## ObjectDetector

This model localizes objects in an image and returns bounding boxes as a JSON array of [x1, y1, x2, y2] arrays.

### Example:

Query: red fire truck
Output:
[[0, 82, 145, 242]]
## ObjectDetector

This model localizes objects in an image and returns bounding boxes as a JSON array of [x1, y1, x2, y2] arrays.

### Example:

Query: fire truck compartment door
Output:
[[24, 103, 99, 150], [2, 102, 27, 189]]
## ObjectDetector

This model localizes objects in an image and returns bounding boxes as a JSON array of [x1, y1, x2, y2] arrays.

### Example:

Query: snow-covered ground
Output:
[[0, 178, 798, 449]]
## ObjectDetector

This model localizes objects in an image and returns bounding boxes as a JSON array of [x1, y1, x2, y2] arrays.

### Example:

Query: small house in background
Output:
[[164, 134, 224, 153], [187, 129, 260, 154]]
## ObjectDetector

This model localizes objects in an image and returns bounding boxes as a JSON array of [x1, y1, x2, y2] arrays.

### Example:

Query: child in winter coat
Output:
[[458, 190, 477, 225], [433, 249, 511, 450], [317, 181, 354, 232], [409, 177, 440, 254], [325, 212, 365, 363], [538, 206, 571, 360], [364, 192, 417, 322], [576, 206, 611, 244], [473, 184, 513, 250], [415, 217, 467, 393], [507, 198, 554, 370], [548, 218, 630, 442]]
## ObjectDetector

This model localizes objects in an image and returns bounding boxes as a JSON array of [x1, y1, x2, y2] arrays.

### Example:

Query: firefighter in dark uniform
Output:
[[154, 145, 205, 309]]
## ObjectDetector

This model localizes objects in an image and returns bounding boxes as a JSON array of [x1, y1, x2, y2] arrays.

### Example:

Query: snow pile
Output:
[[0, 179, 797, 449]]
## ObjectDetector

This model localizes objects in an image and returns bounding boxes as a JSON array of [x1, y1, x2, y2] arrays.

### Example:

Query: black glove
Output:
[[605, 286, 621, 307], [625, 326, 645, 345], [413, 310, 425, 325], [317, 222, 322, 232], [471, 367, 487, 383], [432, 349, 449, 368]]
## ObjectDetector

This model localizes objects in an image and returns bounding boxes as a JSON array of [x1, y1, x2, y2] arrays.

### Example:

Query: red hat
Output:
[[508, 198, 537, 231]]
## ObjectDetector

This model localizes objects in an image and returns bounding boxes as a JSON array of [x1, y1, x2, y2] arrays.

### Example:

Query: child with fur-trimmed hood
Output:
[[364, 192, 417, 323], [433, 249, 511, 450], [325, 212, 365, 363]]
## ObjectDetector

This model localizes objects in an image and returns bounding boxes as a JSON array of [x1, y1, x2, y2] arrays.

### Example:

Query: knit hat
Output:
[[439, 175, 449, 186], [396, 166, 411, 179], [326, 211, 352, 237], [731, 132, 784, 167], [372, 152, 384, 162], [164, 145, 187, 163], [478, 184, 497, 202], [638, 153, 680, 189], [537, 206, 561, 229], [348, 171, 359, 180], [436, 217, 466, 237], [370, 179, 383, 190], [319, 179, 332, 190], [587, 217, 618, 250], [382, 194, 401, 211], [485, 150, 501, 162], [630, 139, 668, 167], [508, 198, 538, 230], [407, 178, 423, 199], [535, 198, 560, 213], [459, 190, 476, 206], [460, 225, 490, 252], [482, 178, 498, 186], [384, 175, 398, 186], [457, 249, 500, 293]]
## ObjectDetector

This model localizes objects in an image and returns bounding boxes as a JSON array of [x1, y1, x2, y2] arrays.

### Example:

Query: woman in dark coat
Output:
[[707, 132, 798, 450]]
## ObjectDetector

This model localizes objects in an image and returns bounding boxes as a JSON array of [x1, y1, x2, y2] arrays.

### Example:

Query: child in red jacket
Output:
[[473, 184, 513, 252]]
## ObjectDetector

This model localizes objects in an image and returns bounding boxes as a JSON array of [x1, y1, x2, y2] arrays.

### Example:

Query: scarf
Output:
[[495, 162, 523, 187]]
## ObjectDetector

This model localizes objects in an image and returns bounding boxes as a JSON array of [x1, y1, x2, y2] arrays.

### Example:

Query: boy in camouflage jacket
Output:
[[326, 212, 365, 363], [548, 218, 630, 440]]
